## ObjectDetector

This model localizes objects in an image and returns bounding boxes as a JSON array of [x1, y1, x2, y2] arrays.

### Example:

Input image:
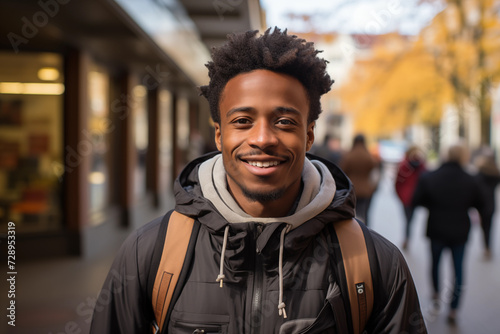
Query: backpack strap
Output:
[[151, 211, 199, 333], [333, 219, 374, 334]]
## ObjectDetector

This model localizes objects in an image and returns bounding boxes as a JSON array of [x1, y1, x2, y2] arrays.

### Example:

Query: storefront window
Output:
[[88, 65, 111, 215], [0, 52, 63, 233], [132, 84, 148, 198]]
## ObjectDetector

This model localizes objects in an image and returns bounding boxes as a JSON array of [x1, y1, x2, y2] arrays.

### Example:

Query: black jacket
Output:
[[412, 162, 485, 245], [90, 153, 426, 333]]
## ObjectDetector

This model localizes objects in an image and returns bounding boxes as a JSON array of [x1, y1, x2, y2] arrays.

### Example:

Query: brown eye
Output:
[[276, 118, 296, 127], [232, 118, 252, 127]]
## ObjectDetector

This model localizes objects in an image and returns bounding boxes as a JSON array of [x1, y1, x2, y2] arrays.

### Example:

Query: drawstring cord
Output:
[[278, 224, 291, 318], [215, 223, 291, 319], [216, 225, 230, 288]]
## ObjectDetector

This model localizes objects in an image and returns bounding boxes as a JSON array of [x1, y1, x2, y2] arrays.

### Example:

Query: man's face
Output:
[[215, 69, 314, 210]]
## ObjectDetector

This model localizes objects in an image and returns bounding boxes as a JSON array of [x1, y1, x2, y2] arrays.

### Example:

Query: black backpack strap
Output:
[[356, 218, 383, 322], [326, 223, 354, 333]]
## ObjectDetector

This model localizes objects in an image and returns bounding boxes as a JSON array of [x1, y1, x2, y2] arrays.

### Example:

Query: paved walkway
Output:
[[1, 162, 499, 333]]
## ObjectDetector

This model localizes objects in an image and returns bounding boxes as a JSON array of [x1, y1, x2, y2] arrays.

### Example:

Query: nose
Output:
[[247, 120, 278, 149]]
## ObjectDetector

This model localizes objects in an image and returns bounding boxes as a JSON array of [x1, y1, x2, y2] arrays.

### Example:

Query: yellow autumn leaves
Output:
[[339, 0, 500, 139]]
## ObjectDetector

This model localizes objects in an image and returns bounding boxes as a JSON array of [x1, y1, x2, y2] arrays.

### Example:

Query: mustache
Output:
[[236, 150, 288, 160]]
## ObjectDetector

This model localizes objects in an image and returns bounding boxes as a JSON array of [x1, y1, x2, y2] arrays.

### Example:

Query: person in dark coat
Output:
[[395, 145, 426, 250], [412, 143, 485, 325], [474, 149, 500, 260]]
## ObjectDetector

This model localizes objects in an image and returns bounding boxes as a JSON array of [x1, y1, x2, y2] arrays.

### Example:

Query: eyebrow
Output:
[[225, 106, 302, 118], [275, 106, 301, 117], [225, 106, 253, 118]]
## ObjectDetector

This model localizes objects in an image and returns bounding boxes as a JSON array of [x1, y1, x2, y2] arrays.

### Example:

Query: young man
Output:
[[90, 28, 426, 333]]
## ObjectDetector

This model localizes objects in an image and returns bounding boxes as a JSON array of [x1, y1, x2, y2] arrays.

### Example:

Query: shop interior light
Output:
[[38, 67, 60, 81], [0, 82, 65, 95], [89, 171, 106, 184]]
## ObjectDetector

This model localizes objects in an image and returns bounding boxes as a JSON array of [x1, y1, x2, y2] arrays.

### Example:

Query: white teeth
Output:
[[248, 161, 280, 168]]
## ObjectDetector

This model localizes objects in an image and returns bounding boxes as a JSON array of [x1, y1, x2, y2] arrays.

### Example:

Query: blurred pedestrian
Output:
[[310, 134, 343, 165], [474, 148, 500, 260], [395, 145, 426, 250], [340, 134, 380, 225], [412, 143, 485, 325]]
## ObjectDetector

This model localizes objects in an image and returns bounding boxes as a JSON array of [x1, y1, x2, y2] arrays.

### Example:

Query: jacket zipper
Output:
[[250, 225, 264, 334]]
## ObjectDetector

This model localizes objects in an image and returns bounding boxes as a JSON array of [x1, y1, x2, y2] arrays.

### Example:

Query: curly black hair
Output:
[[200, 28, 334, 124]]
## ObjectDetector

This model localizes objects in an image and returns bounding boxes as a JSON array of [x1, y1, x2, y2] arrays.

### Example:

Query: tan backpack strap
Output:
[[334, 219, 374, 334], [151, 211, 195, 333]]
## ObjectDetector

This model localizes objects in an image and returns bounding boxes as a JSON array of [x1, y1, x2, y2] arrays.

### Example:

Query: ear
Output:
[[306, 121, 315, 151], [214, 122, 222, 151]]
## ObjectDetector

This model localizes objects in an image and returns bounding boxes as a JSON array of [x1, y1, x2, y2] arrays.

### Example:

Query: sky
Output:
[[259, 0, 444, 35]]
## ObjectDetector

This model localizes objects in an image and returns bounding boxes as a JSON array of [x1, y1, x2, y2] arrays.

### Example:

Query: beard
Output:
[[242, 187, 285, 202], [227, 173, 285, 202]]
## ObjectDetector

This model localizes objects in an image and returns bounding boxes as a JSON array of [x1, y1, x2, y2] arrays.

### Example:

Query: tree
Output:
[[418, 0, 500, 144], [340, 33, 452, 137], [340, 0, 500, 145]]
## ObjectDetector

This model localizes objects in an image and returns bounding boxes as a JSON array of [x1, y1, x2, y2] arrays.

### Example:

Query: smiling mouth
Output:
[[246, 160, 281, 168]]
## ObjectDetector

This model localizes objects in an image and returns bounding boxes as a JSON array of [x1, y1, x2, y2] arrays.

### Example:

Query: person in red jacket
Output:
[[395, 145, 426, 250]]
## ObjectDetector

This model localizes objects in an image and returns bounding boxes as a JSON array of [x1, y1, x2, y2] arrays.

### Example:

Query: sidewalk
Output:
[[1, 246, 119, 333]]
